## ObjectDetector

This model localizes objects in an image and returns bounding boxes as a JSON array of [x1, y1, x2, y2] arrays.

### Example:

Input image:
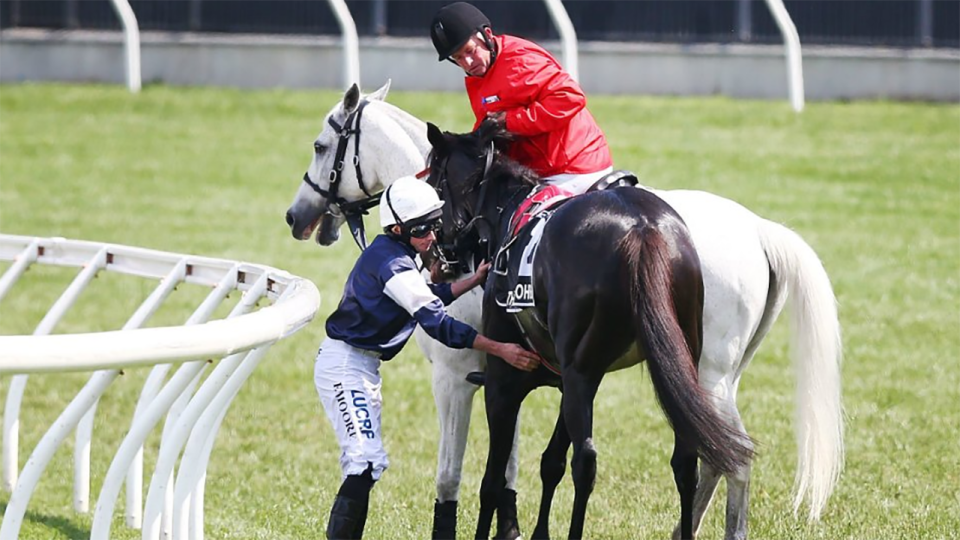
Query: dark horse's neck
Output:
[[479, 158, 542, 254]]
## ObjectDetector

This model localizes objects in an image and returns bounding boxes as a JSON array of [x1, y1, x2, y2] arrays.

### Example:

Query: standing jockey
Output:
[[314, 176, 540, 539]]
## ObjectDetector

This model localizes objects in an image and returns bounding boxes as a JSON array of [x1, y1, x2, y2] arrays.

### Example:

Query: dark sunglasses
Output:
[[407, 218, 442, 239]]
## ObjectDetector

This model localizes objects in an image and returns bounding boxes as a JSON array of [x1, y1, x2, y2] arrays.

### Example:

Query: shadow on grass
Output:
[[0, 501, 90, 539]]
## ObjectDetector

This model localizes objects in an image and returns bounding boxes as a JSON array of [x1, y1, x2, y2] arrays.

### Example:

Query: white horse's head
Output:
[[285, 80, 429, 247]]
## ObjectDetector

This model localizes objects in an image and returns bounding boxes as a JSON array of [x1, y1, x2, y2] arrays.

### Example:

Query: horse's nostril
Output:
[[285, 211, 295, 227]]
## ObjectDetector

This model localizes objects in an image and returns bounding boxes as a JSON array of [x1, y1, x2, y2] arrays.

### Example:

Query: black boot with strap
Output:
[[432, 499, 458, 539], [326, 467, 376, 539]]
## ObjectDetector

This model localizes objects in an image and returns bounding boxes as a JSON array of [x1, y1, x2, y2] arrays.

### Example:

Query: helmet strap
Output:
[[385, 184, 404, 228], [384, 185, 419, 245], [481, 29, 497, 65]]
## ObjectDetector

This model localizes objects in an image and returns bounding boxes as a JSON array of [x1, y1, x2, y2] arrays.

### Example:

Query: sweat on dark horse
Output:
[[425, 119, 754, 540]]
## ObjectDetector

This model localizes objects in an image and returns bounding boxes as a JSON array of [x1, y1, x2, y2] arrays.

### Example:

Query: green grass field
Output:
[[1, 83, 957, 539]]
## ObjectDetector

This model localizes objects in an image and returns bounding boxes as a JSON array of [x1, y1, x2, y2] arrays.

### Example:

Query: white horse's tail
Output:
[[757, 219, 844, 521]]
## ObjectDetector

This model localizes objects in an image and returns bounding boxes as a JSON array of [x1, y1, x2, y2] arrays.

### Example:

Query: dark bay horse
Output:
[[425, 120, 754, 540]]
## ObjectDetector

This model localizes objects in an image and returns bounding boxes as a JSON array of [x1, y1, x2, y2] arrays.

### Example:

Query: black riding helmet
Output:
[[430, 2, 496, 62]]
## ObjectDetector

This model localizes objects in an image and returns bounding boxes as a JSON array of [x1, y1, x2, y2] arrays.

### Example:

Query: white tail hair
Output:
[[758, 219, 844, 520]]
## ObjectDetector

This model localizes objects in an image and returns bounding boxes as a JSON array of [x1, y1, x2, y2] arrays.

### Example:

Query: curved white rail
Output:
[[327, 0, 361, 88], [108, 0, 142, 93], [543, 0, 579, 81], [764, 0, 805, 112], [0, 234, 320, 540]]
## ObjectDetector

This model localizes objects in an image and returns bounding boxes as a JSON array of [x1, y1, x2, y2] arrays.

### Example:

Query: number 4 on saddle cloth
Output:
[[492, 170, 639, 313]]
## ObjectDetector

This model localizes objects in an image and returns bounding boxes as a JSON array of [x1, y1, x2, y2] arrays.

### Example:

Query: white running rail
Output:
[[764, 0, 805, 112], [543, 0, 579, 81], [108, 0, 142, 93], [327, 0, 361, 89], [0, 234, 320, 540]]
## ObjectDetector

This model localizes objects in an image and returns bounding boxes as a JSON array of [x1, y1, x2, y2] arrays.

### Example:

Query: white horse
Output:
[[285, 81, 843, 540]]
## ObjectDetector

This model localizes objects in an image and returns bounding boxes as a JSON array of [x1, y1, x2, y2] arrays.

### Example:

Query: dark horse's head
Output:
[[425, 119, 540, 280]]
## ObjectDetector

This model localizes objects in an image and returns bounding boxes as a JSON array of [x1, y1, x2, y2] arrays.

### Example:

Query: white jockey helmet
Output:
[[379, 176, 445, 229]]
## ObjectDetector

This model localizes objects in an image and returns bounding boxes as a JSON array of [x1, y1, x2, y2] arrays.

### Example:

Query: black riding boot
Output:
[[326, 496, 366, 540], [495, 489, 521, 540], [326, 468, 376, 539], [432, 499, 458, 539], [353, 499, 369, 539]]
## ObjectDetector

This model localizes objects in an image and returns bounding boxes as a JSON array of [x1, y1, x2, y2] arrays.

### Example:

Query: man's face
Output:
[[390, 224, 437, 254], [408, 230, 437, 254], [451, 33, 492, 77]]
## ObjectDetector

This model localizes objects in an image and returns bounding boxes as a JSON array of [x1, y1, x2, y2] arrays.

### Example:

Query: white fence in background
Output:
[[84, 0, 802, 107], [0, 234, 321, 540], [108, 0, 141, 93]]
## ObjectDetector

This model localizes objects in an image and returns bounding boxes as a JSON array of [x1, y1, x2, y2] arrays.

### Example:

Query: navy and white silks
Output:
[[315, 234, 478, 480]]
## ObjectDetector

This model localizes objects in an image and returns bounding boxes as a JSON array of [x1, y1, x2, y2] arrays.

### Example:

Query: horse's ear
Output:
[[343, 83, 361, 113], [368, 79, 391, 102], [427, 122, 447, 153]]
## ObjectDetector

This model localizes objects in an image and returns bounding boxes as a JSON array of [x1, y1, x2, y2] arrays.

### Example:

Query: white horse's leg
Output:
[[416, 284, 486, 500], [657, 190, 773, 540], [416, 328, 482, 540], [719, 245, 789, 540], [429, 350, 481, 502], [660, 191, 841, 539], [414, 285, 487, 539]]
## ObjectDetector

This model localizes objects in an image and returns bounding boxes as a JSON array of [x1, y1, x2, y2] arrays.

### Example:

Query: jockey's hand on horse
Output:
[[472, 260, 491, 286], [492, 342, 541, 372], [485, 111, 506, 128]]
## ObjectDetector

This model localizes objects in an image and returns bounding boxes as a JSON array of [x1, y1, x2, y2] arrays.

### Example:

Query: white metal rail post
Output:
[[327, 0, 361, 89], [108, 0, 142, 93], [542, 0, 579, 82], [764, 0, 805, 112], [0, 235, 321, 540]]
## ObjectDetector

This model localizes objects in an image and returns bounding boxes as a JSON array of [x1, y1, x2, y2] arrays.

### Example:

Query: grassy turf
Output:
[[0, 83, 957, 539]]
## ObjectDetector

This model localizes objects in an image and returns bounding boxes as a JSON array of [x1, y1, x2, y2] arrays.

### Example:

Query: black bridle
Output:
[[429, 141, 503, 269], [301, 99, 383, 250]]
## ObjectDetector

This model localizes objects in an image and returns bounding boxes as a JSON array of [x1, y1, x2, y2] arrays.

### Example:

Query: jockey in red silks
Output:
[[431, 2, 614, 195]]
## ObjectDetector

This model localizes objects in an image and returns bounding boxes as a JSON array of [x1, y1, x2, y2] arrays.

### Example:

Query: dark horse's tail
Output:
[[621, 226, 754, 474]]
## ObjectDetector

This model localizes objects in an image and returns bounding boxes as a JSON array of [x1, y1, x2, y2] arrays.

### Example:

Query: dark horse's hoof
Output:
[[466, 371, 486, 386], [495, 489, 522, 540], [432, 499, 458, 540]]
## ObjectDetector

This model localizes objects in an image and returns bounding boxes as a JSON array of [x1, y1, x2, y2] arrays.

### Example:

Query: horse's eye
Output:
[[314, 143, 325, 154]]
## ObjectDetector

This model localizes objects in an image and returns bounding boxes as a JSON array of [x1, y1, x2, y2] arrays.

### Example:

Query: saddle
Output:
[[587, 170, 640, 192], [492, 171, 640, 313], [507, 184, 574, 237]]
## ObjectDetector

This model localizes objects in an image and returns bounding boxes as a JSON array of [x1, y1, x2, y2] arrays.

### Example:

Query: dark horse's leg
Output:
[[671, 462, 722, 540], [531, 402, 571, 540], [672, 435, 700, 540], [670, 220, 710, 540], [560, 369, 602, 540], [475, 311, 533, 540], [475, 372, 527, 540]]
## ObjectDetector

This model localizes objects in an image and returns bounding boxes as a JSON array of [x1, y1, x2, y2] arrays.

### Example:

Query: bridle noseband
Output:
[[301, 99, 383, 249]]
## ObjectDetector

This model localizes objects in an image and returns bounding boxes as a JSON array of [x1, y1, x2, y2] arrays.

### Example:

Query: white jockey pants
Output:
[[543, 166, 614, 195], [315, 337, 389, 481]]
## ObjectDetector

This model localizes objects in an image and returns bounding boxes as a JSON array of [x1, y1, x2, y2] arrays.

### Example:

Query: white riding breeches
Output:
[[315, 338, 389, 480], [543, 166, 614, 195]]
